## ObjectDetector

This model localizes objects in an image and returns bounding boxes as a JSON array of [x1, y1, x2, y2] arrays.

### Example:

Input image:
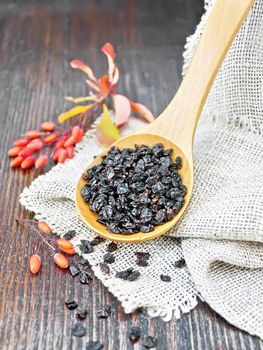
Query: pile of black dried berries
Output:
[[81, 144, 187, 234]]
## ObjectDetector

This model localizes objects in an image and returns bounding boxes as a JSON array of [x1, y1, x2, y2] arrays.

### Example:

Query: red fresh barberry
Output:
[[66, 146, 74, 159], [27, 140, 43, 152], [58, 149, 68, 163], [13, 138, 29, 147], [29, 254, 42, 274], [55, 136, 68, 149], [41, 121, 56, 132], [21, 157, 35, 169], [54, 253, 69, 269], [19, 148, 33, 158], [52, 148, 61, 161], [8, 147, 22, 157], [62, 247, 75, 255], [25, 130, 41, 139], [71, 126, 84, 142], [30, 138, 42, 143], [35, 154, 48, 169], [38, 221, 51, 234], [64, 136, 76, 147], [10, 156, 24, 168], [43, 133, 58, 144], [57, 238, 73, 251]]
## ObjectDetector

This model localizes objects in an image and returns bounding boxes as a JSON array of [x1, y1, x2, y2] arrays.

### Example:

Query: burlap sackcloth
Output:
[[20, 0, 263, 339]]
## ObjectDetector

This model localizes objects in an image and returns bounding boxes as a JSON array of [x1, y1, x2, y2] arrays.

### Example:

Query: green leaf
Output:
[[96, 104, 120, 146]]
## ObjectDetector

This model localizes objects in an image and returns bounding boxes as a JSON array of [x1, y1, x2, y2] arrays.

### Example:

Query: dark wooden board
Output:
[[0, 0, 262, 349]]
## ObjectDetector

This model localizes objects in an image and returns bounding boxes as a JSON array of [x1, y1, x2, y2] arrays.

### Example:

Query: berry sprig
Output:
[[16, 218, 76, 274], [8, 43, 154, 172], [8, 123, 84, 170]]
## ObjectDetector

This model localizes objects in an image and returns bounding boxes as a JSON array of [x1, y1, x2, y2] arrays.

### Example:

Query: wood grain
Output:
[[0, 0, 262, 349]]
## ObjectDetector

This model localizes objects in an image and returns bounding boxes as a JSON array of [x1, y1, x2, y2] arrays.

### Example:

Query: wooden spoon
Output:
[[76, 0, 255, 243]]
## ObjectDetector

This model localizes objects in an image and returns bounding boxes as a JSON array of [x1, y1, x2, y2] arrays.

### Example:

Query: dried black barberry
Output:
[[116, 268, 134, 280], [63, 230, 76, 240], [142, 336, 158, 348], [65, 299, 78, 310], [72, 323, 87, 337], [107, 242, 118, 253], [140, 225, 154, 233], [160, 274, 171, 282], [69, 262, 80, 277], [103, 253, 115, 264], [136, 259, 148, 267], [175, 156, 182, 169], [127, 270, 140, 281], [91, 236, 105, 246], [86, 341, 104, 350], [128, 326, 141, 343], [81, 185, 91, 202], [99, 262, 110, 275], [80, 240, 94, 254], [81, 144, 186, 235], [97, 305, 111, 318], [79, 271, 92, 284], [134, 252, 150, 260], [174, 258, 186, 268], [79, 257, 91, 269], [76, 310, 88, 320]]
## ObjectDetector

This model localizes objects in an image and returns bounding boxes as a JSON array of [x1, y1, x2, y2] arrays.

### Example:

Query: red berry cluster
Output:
[[8, 122, 84, 170], [17, 219, 76, 274]]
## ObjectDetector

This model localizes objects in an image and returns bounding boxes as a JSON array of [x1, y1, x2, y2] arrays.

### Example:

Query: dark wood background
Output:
[[0, 0, 263, 349]]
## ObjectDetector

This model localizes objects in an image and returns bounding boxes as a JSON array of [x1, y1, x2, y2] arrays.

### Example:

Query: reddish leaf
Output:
[[99, 75, 111, 97], [96, 104, 119, 146], [70, 59, 97, 81], [130, 101, 155, 123], [86, 79, 101, 92], [58, 103, 97, 123], [112, 94, 131, 127], [111, 67, 119, 86], [101, 43, 116, 82], [101, 43, 115, 60]]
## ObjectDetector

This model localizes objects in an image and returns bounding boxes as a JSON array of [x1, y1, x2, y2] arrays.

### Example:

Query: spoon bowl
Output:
[[76, 133, 193, 243], [75, 0, 255, 243]]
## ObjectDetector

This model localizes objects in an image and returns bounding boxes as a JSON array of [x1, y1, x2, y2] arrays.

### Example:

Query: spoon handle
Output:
[[149, 0, 255, 160]]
